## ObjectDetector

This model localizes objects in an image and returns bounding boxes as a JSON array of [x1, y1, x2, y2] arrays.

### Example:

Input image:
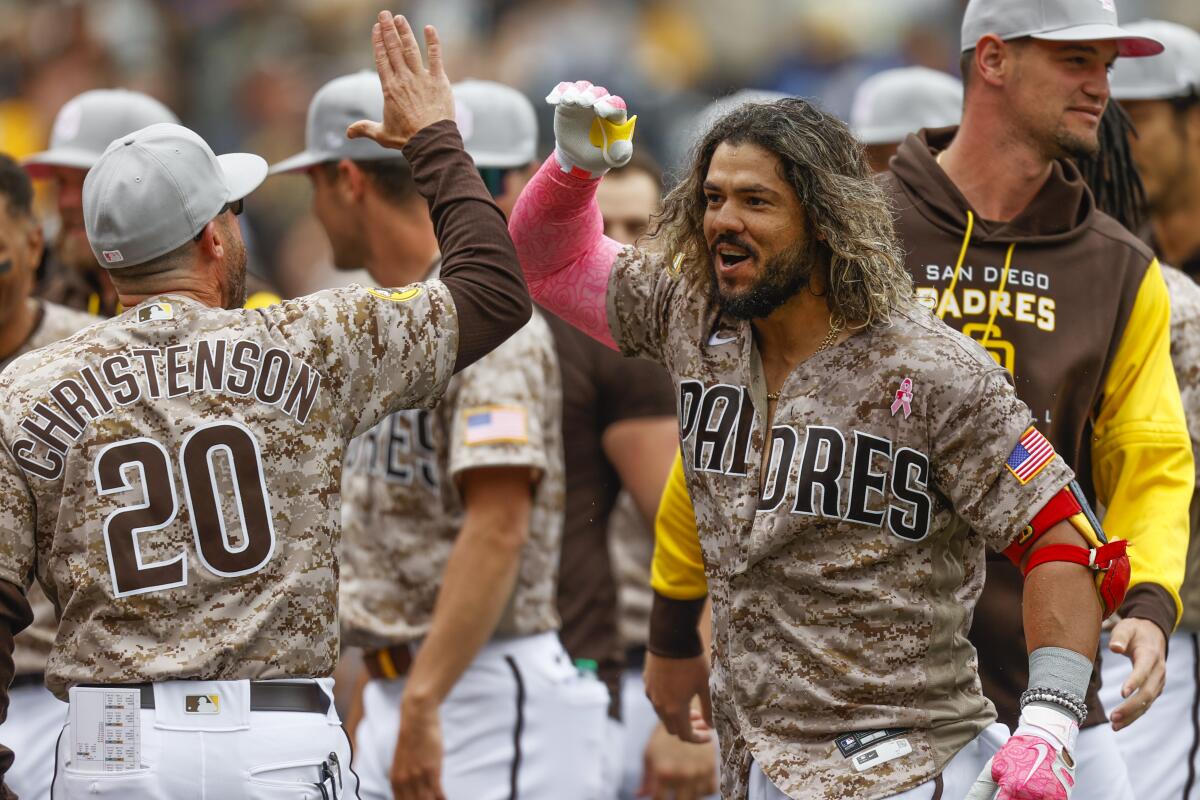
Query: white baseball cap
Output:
[[961, 0, 1163, 57], [1111, 20, 1200, 101], [270, 71, 406, 174], [23, 89, 180, 179], [452, 80, 538, 168], [850, 68, 963, 145], [83, 123, 267, 269]]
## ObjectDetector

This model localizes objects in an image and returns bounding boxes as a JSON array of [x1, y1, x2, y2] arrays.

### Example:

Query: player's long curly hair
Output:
[[648, 97, 912, 328]]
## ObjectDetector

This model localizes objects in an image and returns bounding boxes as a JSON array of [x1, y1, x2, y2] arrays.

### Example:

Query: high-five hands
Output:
[[348, 10, 454, 150], [547, 80, 637, 178]]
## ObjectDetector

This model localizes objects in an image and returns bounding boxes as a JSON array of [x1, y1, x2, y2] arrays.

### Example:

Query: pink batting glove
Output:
[[546, 80, 637, 178], [965, 705, 1077, 800]]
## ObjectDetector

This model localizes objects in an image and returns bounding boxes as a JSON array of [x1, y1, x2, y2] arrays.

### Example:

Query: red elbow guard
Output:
[[1002, 485, 1082, 566], [1022, 540, 1131, 617]]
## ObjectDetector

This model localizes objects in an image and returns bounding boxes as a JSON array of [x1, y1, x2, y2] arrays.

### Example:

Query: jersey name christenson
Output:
[[11, 339, 323, 481], [679, 380, 933, 541]]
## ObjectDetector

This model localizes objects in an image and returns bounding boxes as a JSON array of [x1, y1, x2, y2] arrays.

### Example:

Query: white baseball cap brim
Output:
[[22, 146, 103, 179], [220, 153, 269, 200], [267, 149, 327, 176], [1031, 24, 1164, 57]]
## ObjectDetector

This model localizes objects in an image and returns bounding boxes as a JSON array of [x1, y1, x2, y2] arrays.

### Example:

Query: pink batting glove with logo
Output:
[[964, 705, 1078, 800], [546, 80, 637, 179]]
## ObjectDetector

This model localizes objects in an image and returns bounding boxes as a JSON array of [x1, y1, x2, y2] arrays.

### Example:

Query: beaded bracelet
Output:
[[1019, 687, 1088, 725]]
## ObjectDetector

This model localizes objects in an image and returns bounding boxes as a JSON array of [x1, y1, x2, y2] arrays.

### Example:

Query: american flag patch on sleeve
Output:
[[463, 405, 528, 446], [1006, 427, 1056, 484]]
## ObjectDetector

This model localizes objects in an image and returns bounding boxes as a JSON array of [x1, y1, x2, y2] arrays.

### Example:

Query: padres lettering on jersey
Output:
[[678, 379, 932, 540]]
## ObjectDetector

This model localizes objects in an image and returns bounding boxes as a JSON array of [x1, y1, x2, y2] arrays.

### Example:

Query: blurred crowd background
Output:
[[3, 0, 1196, 295]]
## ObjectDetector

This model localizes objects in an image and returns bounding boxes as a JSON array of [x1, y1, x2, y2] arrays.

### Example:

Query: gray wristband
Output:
[[1028, 646, 1093, 702]]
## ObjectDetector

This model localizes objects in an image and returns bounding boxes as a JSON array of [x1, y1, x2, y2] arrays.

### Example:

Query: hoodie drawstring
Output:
[[936, 208, 1016, 352], [937, 210, 974, 320], [981, 243, 1017, 351]]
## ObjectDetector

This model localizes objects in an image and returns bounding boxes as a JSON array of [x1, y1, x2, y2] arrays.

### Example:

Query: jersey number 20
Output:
[[93, 421, 276, 597]]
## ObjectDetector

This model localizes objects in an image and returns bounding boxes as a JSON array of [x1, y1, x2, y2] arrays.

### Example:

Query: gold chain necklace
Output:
[[765, 319, 843, 402]]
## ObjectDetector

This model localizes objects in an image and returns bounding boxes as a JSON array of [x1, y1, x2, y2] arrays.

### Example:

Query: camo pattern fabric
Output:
[[606, 246, 1075, 800], [1162, 265, 1200, 631], [339, 312, 564, 649], [0, 301, 98, 675], [0, 285, 458, 698]]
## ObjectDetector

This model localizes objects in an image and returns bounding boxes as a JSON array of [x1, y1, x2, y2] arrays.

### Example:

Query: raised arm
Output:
[[348, 11, 530, 371], [509, 81, 638, 349]]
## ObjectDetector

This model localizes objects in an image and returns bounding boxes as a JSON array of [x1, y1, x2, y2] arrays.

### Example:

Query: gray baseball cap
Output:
[[83, 123, 267, 269], [961, 0, 1163, 57], [1111, 20, 1200, 100], [23, 89, 180, 179], [851, 68, 963, 144], [270, 71, 404, 174], [452, 80, 538, 168]]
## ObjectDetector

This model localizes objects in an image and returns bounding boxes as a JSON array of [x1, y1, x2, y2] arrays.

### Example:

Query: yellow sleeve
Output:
[[1092, 259, 1194, 627], [651, 449, 709, 600]]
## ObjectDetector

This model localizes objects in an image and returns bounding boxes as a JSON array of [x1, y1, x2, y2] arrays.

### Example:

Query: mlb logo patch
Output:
[[185, 694, 219, 714], [463, 405, 528, 446], [1098, 0, 1115, 11], [136, 302, 173, 323], [1006, 427, 1056, 484], [102, 250, 124, 264]]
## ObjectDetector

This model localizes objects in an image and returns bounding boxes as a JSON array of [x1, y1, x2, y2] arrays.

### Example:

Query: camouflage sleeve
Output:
[[296, 282, 461, 441], [0, 435, 35, 589], [929, 367, 1075, 552], [445, 319, 554, 483], [606, 249, 684, 366]]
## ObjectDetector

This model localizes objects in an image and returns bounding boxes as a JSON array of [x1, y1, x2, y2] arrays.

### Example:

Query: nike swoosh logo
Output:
[[708, 332, 738, 346], [1022, 743, 1051, 784]]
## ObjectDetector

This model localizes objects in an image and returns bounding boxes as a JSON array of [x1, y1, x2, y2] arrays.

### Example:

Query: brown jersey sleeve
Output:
[[402, 120, 531, 372], [0, 578, 34, 793]]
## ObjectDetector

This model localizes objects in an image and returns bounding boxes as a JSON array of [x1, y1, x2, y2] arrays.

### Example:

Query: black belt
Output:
[[80, 681, 330, 714], [11, 673, 45, 689]]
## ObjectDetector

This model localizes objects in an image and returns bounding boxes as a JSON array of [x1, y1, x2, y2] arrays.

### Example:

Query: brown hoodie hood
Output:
[[881, 125, 1170, 730], [889, 127, 1094, 244]]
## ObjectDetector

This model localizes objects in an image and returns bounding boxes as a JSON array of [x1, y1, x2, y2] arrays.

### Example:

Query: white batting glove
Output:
[[546, 80, 637, 178], [965, 705, 1078, 800]]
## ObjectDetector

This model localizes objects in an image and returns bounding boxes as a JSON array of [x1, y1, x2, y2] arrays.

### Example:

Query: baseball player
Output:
[[1098, 22, 1200, 798], [848, 67, 963, 173], [451, 79, 684, 800], [878, 1, 1191, 796], [22, 89, 180, 317], [507, 76, 1130, 799], [0, 13, 531, 797], [593, 153, 720, 800], [273, 70, 608, 798], [0, 153, 96, 800]]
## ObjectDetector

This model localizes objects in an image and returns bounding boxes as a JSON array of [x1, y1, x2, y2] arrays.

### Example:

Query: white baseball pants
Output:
[[0, 680, 67, 799], [355, 631, 609, 799], [747, 723, 1008, 800], [1100, 630, 1199, 800], [50, 678, 355, 800]]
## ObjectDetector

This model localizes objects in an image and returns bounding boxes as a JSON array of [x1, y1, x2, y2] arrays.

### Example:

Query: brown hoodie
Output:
[[881, 127, 1193, 727]]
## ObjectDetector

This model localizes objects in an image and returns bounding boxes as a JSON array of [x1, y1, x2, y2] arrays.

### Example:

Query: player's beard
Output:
[[708, 234, 816, 321], [219, 217, 248, 310]]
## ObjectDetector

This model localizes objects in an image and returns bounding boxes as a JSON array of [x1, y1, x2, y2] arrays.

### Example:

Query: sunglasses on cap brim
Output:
[[194, 198, 245, 242]]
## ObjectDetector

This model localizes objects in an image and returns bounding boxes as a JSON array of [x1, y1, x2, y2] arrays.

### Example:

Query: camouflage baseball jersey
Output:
[[1162, 265, 1200, 631], [607, 248, 1075, 800], [1, 301, 98, 675], [339, 312, 564, 649], [0, 285, 458, 698]]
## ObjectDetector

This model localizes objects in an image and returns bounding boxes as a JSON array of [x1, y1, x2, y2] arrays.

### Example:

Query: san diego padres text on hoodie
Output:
[[880, 126, 1192, 728]]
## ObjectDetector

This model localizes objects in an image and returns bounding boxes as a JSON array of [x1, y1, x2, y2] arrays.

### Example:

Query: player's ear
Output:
[[337, 159, 366, 203], [975, 35, 1010, 88], [196, 219, 226, 263], [21, 217, 43, 271]]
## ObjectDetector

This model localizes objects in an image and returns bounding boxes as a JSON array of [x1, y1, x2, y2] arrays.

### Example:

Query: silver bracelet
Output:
[[1019, 688, 1087, 725]]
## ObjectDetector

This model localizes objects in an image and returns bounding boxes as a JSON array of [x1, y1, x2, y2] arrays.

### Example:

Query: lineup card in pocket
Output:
[[68, 687, 141, 772]]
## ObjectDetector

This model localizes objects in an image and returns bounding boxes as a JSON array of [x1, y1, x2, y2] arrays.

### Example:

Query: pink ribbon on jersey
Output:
[[891, 378, 913, 419]]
